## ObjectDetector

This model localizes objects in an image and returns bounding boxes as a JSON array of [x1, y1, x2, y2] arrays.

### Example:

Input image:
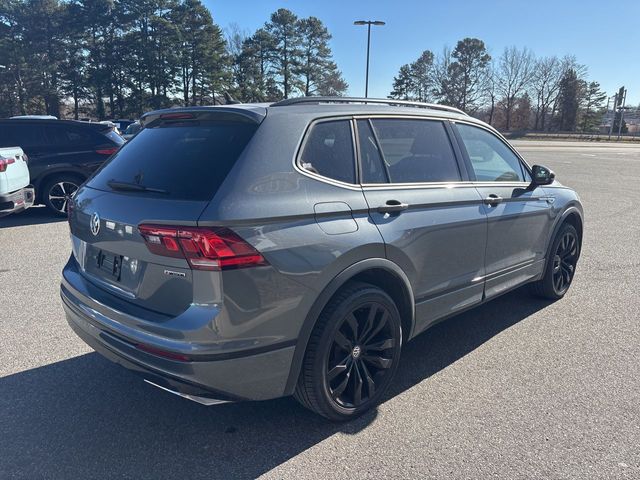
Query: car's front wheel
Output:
[[295, 282, 402, 421], [531, 223, 581, 299]]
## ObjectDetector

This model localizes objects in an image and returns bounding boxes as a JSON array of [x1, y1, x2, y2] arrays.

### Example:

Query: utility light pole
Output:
[[608, 94, 617, 140], [353, 20, 385, 98], [617, 86, 627, 140]]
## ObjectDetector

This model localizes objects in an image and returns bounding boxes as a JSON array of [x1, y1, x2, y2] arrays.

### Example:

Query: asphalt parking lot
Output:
[[1, 140, 639, 479]]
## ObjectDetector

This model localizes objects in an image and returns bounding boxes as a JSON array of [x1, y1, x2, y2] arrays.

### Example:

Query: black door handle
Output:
[[483, 194, 503, 206], [378, 200, 409, 213]]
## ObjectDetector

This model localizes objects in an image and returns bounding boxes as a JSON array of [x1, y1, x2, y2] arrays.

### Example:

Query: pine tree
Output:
[[580, 81, 606, 132], [264, 8, 301, 99], [297, 17, 346, 96]]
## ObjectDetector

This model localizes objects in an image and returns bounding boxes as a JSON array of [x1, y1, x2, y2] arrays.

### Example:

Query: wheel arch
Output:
[[546, 204, 584, 260], [283, 258, 415, 395]]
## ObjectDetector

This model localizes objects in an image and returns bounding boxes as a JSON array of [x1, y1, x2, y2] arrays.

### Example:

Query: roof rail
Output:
[[270, 96, 469, 116]]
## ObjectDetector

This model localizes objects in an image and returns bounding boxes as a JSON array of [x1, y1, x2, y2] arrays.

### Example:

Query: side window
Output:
[[299, 120, 355, 184], [46, 125, 95, 146], [2, 124, 46, 148], [356, 120, 388, 183], [370, 119, 461, 183], [456, 124, 528, 182]]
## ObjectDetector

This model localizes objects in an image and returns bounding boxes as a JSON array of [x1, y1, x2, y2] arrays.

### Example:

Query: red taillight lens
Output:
[[96, 147, 118, 155], [138, 225, 267, 271], [0, 157, 15, 172]]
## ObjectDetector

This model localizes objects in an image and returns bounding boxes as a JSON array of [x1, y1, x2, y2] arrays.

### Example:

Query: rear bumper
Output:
[[61, 265, 296, 403], [0, 186, 34, 217]]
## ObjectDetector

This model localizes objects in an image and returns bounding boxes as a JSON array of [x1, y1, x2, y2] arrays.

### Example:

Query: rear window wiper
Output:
[[107, 180, 169, 194]]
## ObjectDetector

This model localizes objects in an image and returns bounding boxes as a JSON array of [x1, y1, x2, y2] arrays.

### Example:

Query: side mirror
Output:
[[530, 164, 555, 187]]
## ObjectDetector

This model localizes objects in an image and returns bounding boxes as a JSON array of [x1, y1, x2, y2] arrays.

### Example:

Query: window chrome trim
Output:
[[361, 181, 531, 191], [292, 112, 533, 191], [293, 115, 362, 190]]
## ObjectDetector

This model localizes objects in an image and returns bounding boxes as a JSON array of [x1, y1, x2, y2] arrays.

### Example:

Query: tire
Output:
[[294, 282, 402, 421], [530, 223, 581, 300], [41, 174, 83, 216]]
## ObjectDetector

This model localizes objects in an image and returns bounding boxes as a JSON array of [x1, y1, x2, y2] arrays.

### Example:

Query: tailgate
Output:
[[0, 147, 30, 195]]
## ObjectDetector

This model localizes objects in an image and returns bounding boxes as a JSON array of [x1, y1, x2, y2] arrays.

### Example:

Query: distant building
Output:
[[600, 108, 640, 134]]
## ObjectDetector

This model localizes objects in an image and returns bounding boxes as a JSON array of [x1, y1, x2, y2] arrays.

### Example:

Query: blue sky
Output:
[[204, 0, 640, 105]]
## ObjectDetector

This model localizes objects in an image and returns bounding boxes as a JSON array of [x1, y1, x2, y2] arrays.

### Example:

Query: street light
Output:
[[353, 20, 385, 98]]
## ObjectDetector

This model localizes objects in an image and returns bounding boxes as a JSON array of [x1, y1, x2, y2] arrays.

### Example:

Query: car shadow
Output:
[[0, 288, 552, 479], [0, 205, 64, 227]]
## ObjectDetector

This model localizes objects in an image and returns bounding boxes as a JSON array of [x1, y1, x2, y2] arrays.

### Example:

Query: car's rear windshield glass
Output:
[[87, 120, 257, 201]]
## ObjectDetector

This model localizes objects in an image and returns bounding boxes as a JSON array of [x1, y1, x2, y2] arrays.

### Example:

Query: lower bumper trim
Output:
[[143, 379, 231, 406]]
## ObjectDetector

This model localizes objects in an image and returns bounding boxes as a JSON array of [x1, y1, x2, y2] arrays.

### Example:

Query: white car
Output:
[[0, 147, 34, 217]]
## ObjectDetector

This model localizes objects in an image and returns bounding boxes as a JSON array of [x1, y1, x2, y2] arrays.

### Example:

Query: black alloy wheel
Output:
[[295, 282, 402, 421], [327, 301, 396, 408], [551, 229, 579, 295], [531, 223, 581, 300]]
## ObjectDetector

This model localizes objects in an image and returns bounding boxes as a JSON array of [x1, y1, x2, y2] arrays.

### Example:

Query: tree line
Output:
[[0, 1, 347, 119], [389, 38, 615, 132]]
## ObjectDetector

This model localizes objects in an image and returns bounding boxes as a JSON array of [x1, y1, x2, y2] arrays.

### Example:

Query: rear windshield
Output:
[[87, 121, 257, 201]]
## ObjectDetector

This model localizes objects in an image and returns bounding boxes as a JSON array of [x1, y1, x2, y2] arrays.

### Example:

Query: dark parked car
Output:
[[0, 118, 124, 215], [62, 98, 583, 421]]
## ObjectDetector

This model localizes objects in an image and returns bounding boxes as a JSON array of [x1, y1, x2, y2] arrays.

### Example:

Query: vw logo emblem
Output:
[[352, 345, 362, 359], [90, 212, 100, 236]]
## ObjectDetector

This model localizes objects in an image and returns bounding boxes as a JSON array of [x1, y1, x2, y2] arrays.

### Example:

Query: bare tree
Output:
[[496, 46, 534, 130], [482, 63, 498, 125], [531, 56, 562, 130], [432, 47, 453, 104]]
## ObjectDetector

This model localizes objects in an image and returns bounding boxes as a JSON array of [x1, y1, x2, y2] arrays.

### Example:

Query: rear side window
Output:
[[456, 124, 528, 182], [87, 121, 257, 201], [299, 120, 355, 184], [45, 125, 96, 146], [0, 124, 47, 148], [370, 119, 461, 183]]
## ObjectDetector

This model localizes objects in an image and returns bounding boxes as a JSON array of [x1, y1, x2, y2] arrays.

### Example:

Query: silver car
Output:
[[61, 97, 583, 421]]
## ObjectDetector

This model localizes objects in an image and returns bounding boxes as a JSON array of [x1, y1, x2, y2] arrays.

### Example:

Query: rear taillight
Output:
[[0, 157, 15, 172], [95, 147, 118, 155], [138, 224, 267, 271]]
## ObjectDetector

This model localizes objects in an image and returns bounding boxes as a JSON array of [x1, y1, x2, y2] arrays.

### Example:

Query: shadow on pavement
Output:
[[0, 205, 64, 227], [0, 288, 551, 479]]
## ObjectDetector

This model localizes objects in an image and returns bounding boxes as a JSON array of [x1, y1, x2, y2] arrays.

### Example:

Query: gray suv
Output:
[[61, 97, 583, 421]]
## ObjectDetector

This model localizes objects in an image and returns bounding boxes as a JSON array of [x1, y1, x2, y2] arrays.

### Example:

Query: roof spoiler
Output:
[[140, 106, 265, 127]]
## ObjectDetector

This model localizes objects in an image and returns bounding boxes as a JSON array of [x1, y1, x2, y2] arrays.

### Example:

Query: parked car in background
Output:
[[0, 146, 34, 217], [0, 118, 124, 215], [114, 119, 135, 131], [122, 121, 141, 141], [62, 97, 583, 421]]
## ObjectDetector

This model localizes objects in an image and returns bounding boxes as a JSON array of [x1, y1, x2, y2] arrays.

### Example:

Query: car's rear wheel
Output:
[[41, 174, 83, 216], [531, 223, 580, 299], [295, 282, 402, 421]]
